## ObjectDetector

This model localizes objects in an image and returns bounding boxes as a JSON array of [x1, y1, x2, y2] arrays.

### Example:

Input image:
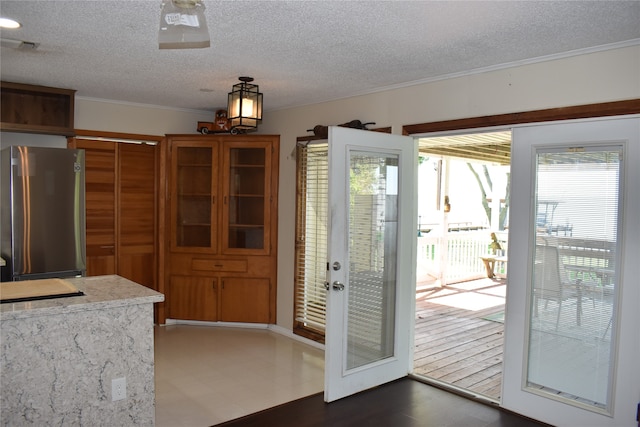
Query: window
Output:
[[294, 142, 329, 341]]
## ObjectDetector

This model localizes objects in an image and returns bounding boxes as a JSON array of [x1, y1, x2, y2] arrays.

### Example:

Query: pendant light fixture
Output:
[[227, 77, 263, 132], [159, 0, 210, 49]]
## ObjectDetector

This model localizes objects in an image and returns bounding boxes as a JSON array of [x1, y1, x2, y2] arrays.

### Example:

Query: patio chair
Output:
[[533, 244, 580, 330]]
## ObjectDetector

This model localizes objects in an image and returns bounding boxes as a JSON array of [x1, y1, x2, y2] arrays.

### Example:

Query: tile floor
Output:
[[154, 324, 325, 427]]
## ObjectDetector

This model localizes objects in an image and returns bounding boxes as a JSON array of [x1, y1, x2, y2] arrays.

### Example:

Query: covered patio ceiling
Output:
[[418, 131, 512, 165]]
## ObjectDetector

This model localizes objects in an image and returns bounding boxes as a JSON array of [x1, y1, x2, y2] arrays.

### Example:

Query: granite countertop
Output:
[[1, 275, 164, 321]]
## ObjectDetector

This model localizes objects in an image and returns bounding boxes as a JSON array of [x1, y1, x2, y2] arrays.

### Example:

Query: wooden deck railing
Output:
[[417, 230, 507, 285], [416, 231, 615, 288], [538, 235, 616, 287]]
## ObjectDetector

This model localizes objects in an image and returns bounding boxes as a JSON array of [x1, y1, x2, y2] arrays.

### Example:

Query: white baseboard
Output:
[[268, 324, 326, 351], [163, 319, 269, 329], [161, 319, 326, 351]]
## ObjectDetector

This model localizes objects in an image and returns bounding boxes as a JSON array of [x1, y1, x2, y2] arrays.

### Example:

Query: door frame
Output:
[[404, 102, 639, 423]]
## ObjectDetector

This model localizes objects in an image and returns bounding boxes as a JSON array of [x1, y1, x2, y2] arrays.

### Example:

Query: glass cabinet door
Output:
[[222, 142, 271, 253], [172, 144, 217, 251]]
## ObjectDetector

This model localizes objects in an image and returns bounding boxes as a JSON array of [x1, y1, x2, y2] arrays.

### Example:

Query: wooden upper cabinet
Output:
[[221, 140, 273, 255], [169, 136, 277, 255], [1, 81, 75, 136], [171, 142, 219, 252]]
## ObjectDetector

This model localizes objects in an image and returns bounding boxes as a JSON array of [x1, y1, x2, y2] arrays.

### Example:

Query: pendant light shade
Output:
[[159, 0, 210, 49], [227, 77, 263, 131]]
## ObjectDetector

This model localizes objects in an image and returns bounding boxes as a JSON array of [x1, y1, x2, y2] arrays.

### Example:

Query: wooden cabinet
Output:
[[167, 276, 270, 323], [219, 278, 271, 323], [68, 131, 161, 292], [1, 81, 75, 136], [171, 137, 274, 254], [168, 276, 218, 321], [166, 134, 279, 323], [172, 143, 217, 250]]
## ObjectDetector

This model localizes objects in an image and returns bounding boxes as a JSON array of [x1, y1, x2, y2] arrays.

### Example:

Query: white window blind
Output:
[[527, 145, 621, 410], [294, 142, 329, 335]]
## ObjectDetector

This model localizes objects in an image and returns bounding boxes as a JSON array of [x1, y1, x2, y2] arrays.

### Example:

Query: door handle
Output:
[[332, 281, 344, 291]]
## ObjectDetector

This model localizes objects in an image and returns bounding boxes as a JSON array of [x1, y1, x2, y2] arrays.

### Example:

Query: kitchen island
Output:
[[0, 275, 164, 426]]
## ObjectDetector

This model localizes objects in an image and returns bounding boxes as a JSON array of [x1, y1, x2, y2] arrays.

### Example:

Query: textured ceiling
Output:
[[1, 1, 639, 113]]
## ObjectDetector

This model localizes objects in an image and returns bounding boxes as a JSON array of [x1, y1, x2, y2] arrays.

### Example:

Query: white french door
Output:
[[502, 117, 640, 426], [324, 126, 417, 402]]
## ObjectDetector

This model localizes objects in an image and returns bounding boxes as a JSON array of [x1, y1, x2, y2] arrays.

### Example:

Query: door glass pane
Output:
[[527, 145, 621, 412], [347, 151, 399, 370], [176, 146, 212, 247], [228, 147, 265, 249]]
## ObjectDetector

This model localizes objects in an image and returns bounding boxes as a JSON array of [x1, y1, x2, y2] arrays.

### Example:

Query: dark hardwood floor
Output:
[[214, 377, 549, 427]]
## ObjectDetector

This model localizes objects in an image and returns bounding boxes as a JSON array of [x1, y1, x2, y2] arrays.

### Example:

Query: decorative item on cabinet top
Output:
[[197, 109, 231, 134], [307, 119, 376, 138]]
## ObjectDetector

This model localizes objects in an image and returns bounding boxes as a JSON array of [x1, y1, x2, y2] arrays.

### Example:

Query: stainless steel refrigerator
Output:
[[1, 146, 86, 281]]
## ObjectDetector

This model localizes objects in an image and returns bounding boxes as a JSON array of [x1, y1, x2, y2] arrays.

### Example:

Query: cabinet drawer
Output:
[[191, 259, 248, 272]]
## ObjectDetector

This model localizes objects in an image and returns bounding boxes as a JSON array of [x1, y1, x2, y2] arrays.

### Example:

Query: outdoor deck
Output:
[[413, 277, 506, 401], [411, 234, 616, 402]]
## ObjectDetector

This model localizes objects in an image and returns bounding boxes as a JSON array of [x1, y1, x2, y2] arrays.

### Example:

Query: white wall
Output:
[[74, 98, 212, 135], [3, 45, 638, 331]]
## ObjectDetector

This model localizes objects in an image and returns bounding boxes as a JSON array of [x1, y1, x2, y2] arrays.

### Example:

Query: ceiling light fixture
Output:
[[0, 17, 21, 29], [158, 0, 210, 49], [227, 77, 263, 132]]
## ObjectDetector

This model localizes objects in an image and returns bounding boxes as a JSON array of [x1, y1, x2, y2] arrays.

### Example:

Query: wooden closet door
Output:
[[118, 143, 158, 290], [80, 140, 117, 275]]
